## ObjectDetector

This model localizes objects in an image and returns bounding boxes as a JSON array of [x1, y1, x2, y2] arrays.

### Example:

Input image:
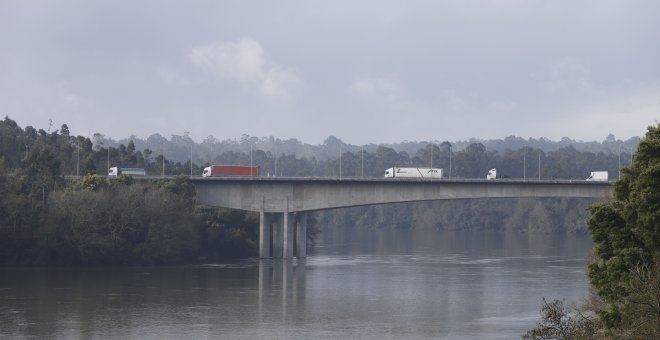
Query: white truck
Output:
[[586, 171, 608, 181], [486, 168, 497, 180], [384, 167, 443, 179], [109, 167, 146, 177]]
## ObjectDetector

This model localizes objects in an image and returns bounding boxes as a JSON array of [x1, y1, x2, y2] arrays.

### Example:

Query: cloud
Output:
[[488, 100, 518, 113], [59, 93, 83, 108], [188, 38, 303, 101], [544, 58, 593, 94], [349, 77, 402, 97], [486, 0, 529, 7], [530, 88, 660, 140]]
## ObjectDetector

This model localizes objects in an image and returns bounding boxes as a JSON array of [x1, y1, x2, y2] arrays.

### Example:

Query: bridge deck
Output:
[[190, 176, 612, 213]]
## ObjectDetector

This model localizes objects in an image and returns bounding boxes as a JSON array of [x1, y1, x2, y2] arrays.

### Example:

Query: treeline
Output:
[[315, 197, 598, 234], [99, 129, 639, 164], [0, 117, 265, 265], [0, 171, 261, 265]]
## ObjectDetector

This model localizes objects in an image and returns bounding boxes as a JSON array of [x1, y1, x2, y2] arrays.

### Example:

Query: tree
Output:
[[24, 141, 63, 207], [587, 124, 660, 335], [522, 298, 602, 340]]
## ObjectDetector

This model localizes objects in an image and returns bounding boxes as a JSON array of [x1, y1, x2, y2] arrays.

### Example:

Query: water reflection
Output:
[[0, 230, 592, 339], [258, 259, 306, 323]]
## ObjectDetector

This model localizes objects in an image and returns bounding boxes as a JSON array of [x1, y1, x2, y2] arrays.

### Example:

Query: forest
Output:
[[0, 116, 636, 264]]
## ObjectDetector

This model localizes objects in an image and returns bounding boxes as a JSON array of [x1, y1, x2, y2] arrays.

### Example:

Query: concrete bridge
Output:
[[190, 177, 612, 259]]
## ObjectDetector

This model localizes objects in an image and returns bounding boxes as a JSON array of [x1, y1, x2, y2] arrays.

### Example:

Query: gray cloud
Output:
[[189, 39, 304, 101], [0, 0, 658, 144]]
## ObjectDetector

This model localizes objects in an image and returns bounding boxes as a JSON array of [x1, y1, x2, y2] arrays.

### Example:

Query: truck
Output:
[[586, 171, 608, 181], [384, 167, 443, 179], [108, 167, 146, 177], [202, 165, 259, 177], [486, 168, 497, 180]]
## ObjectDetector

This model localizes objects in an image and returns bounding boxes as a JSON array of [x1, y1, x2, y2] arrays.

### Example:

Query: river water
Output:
[[0, 229, 592, 339]]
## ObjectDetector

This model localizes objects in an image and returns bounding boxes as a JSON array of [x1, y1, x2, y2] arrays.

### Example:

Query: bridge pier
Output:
[[259, 210, 307, 259], [273, 213, 284, 257], [283, 211, 294, 258], [259, 212, 272, 258], [296, 212, 307, 258]]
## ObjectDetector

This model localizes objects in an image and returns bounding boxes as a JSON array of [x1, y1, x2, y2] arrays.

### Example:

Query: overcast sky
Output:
[[1, 1, 658, 145]]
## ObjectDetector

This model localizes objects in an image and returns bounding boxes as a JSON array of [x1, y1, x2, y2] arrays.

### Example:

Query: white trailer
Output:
[[384, 167, 443, 179], [586, 171, 608, 181], [109, 167, 146, 177]]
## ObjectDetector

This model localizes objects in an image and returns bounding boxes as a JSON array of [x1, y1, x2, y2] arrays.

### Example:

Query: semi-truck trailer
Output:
[[384, 167, 443, 179], [586, 171, 608, 181], [202, 165, 259, 177], [108, 167, 146, 177]]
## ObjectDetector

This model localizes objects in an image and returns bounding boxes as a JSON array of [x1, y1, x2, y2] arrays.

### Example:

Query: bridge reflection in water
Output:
[[258, 259, 306, 323]]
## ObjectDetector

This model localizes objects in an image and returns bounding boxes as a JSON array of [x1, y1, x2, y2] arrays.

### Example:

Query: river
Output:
[[0, 229, 592, 339]]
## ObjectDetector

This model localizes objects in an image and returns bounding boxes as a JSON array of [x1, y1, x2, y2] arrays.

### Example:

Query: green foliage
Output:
[[34, 180, 201, 265], [522, 298, 603, 340], [586, 124, 660, 334], [0, 167, 263, 265], [157, 175, 195, 205], [195, 206, 259, 259], [316, 197, 596, 234], [588, 126, 660, 327], [72, 174, 108, 192]]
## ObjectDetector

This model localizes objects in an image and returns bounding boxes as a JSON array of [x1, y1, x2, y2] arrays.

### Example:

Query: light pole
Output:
[[524, 147, 528, 181], [538, 151, 541, 180], [184, 131, 192, 176], [339, 145, 342, 180], [162, 144, 165, 178], [361, 146, 364, 178], [430, 143, 433, 170], [449, 145, 452, 179], [618, 145, 621, 180], [76, 140, 80, 177]]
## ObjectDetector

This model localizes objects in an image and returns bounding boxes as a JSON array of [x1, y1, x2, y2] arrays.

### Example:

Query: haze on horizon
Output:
[[1, 0, 658, 145]]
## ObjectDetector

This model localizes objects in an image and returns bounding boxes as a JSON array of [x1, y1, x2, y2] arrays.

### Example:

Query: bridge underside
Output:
[[192, 178, 612, 258]]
